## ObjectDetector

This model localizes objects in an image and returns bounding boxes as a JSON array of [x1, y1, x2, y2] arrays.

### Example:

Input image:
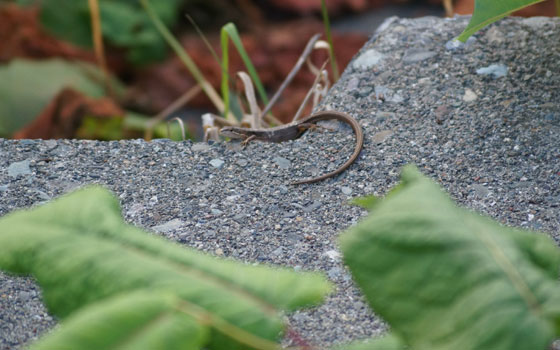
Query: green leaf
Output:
[[14, 0, 40, 6], [0, 59, 123, 137], [39, 0, 182, 63], [350, 195, 380, 210], [457, 0, 546, 42], [39, 0, 92, 47], [335, 334, 406, 350], [98, 1, 172, 63], [31, 291, 209, 350], [0, 186, 331, 349], [340, 165, 560, 350], [75, 116, 125, 141]]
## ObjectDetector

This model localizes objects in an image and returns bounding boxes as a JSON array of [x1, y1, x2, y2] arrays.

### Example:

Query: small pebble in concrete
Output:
[[303, 201, 322, 213], [151, 219, 183, 233], [341, 186, 353, 195], [8, 160, 31, 177], [374, 86, 404, 103], [192, 143, 211, 152], [463, 88, 478, 102], [209, 159, 225, 169], [346, 77, 359, 90], [445, 37, 476, 50], [44, 139, 58, 150], [352, 49, 385, 70], [476, 63, 508, 78], [33, 190, 51, 201], [324, 250, 341, 261], [211, 209, 223, 216], [327, 267, 344, 280], [273, 157, 291, 169], [472, 184, 490, 198], [371, 130, 393, 144], [402, 49, 436, 63]]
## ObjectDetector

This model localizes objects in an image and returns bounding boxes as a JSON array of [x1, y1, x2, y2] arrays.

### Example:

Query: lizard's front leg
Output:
[[241, 134, 256, 147]]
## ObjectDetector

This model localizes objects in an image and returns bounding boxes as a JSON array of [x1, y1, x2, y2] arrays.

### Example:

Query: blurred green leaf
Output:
[[75, 115, 124, 140], [341, 165, 560, 350], [39, 0, 91, 47], [39, 0, 183, 64], [14, 0, 42, 7], [0, 186, 332, 349], [457, 0, 545, 41], [0, 59, 123, 137], [32, 291, 209, 350], [335, 334, 405, 350], [350, 195, 379, 210]]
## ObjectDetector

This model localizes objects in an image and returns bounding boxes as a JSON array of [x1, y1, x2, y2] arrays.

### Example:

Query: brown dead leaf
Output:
[[13, 88, 123, 139], [0, 4, 95, 63]]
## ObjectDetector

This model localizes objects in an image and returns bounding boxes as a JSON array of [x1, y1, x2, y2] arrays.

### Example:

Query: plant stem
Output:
[[259, 34, 321, 122], [144, 85, 201, 140], [176, 299, 282, 350], [442, 0, 454, 17], [320, 0, 339, 81], [87, 0, 112, 96]]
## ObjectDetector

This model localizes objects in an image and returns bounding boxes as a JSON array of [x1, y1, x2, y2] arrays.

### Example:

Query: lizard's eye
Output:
[[219, 128, 235, 137]]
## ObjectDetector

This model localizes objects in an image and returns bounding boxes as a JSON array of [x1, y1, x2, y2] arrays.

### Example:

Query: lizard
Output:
[[219, 110, 364, 185]]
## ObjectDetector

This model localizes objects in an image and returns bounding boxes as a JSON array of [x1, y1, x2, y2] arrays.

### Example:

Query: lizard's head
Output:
[[219, 127, 245, 140]]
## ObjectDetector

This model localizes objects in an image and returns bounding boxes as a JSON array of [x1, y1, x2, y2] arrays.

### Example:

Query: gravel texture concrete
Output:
[[1, 15, 559, 349]]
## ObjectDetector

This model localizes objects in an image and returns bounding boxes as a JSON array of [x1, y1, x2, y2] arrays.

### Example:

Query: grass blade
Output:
[[320, 0, 339, 81], [221, 23, 269, 115]]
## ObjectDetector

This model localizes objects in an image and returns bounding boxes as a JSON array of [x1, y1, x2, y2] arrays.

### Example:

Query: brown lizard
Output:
[[219, 111, 363, 185]]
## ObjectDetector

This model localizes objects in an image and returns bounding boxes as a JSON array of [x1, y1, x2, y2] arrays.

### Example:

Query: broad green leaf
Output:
[[335, 334, 405, 350], [0, 186, 331, 349], [39, 0, 182, 63], [457, 0, 545, 42], [0, 59, 123, 137], [39, 0, 91, 47], [14, 0, 39, 5], [340, 165, 560, 350], [31, 291, 209, 350]]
